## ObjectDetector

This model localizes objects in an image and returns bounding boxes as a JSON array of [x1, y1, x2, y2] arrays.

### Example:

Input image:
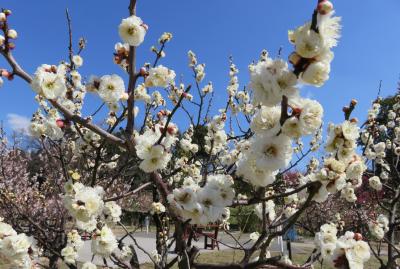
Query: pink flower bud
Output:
[[1, 69, 10, 77], [141, 23, 149, 31], [317, 1, 333, 15], [56, 119, 65, 128], [139, 67, 148, 76]]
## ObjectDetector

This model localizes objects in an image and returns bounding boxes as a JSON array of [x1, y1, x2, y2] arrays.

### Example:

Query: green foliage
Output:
[[229, 206, 260, 233]]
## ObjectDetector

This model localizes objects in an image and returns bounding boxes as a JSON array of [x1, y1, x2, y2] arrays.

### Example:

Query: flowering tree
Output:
[[0, 0, 377, 268]]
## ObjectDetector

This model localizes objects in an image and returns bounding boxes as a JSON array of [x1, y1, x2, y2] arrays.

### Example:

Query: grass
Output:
[[140, 250, 384, 269]]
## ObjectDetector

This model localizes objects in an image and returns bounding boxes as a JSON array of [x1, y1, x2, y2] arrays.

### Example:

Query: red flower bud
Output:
[[354, 233, 363, 241], [56, 119, 65, 128], [317, 1, 333, 15]]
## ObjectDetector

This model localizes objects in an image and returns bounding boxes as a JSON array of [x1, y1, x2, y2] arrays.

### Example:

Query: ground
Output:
[[75, 229, 385, 268]]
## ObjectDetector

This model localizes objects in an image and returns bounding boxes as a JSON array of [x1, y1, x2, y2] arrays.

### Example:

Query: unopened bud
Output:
[[4, 10, 12, 16], [1, 69, 11, 77], [56, 119, 65, 128], [350, 99, 358, 106], [7, 42, 15, 50], [0, 13, 6, 22], [139, 67, 148, 76], [141, 23, 149, 31], [317, 1, 333, 15], [121, 92, 129, 101], [0, 35, 4, 46], [7, 29, 17, 39], [289, 52, 302, 66], [342, 106, 349, 113], [350, 118, 358, 124], [354, 233, 363, 241]]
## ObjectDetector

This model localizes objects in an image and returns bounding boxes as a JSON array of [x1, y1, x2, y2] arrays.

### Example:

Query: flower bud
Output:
[[1, 69, 11, 77], [7, 29, 17, 39], [141, 23, 149, 31], [7, 42, 16, 50], [0, 35, 4, 46], [0, 13, 6, 22], [350, 118, 358, 124], [139, 67, 148, 76], [354, 233, 363, 241], [4, 10, 12, 16], [56, 119, 65, 128], [289, 52, 302, 66], [318, 1, 333, 15], [350, 99, 358, 106], [120, 92, 129, 101]]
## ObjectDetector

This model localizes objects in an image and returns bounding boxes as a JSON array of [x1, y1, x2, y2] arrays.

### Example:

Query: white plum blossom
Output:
[[31, 64, 67, 99], [63, 182, 104, 222], [98, 74, 126, 103], [369, 176, 382, 191], [91, 225, 118, 257], [145, 65, 176, 88], [249, 52, 299, 106], [251, 134, 293, 171], [103, 201, 122, 223], [119, 15, 147, 46]]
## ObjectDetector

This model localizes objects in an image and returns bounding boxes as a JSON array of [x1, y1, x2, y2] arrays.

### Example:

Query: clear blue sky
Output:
[[1, 0, 400, 133]]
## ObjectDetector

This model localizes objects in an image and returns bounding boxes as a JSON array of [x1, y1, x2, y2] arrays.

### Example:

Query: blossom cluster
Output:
[[315, 223, 370, 269], [303, 120, 367, 203], [0, 218, 34, 269], [168, 174, 234, 224]]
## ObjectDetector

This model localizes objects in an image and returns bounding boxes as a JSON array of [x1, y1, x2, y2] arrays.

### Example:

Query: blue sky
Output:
[[1, 0, 400, 134]]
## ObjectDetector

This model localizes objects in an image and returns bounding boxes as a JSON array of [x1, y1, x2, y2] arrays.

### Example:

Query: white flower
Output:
[[282, 117, 302, 138], [145, 65, 176, 88], [98, 74, 125, 103], [301, 61, 330, 87], [0, 222, 17, 240], [291, 27, 324, 58], [251, 134, 293, 171], [368, 176, 382, 191], [249, 232, 260, 242], [346, 159, 367, 180], [64, 183, 104, 222], [103, 201, 122, 223], [150, 202, 166, 215], [345, 240, 370, 265], [61, 246, 77, 264], [249, 55, 299, 106], [118, 15, 147, 46], [0, 233, 31, 256], [368, 222, 384, 240], [250, 106, 281, 135], [91, 226, 118, 257], [72, 55, 83, 68], [138, 145, 171, 173], [31, 66, 67, 99], [255, 201, 276, 221], [297, 98, 323, 135], [342, 121, 359, 141]]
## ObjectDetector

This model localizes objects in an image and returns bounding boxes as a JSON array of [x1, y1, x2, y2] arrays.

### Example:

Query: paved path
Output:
[[77, 231, 313, 267]]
